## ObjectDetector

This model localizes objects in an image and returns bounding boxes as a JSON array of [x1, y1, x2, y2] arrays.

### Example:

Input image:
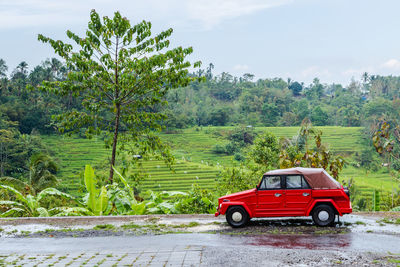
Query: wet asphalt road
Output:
[[0, 232, 400, 254], [1, 233, 400, 266], [1, 214, 400, 266]]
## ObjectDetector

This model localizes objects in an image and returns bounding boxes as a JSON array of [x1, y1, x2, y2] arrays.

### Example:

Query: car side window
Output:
[[286, 175, 310, 189], [259, 176, 282, 190]]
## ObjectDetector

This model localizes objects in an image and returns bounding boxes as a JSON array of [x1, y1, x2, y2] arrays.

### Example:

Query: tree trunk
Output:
[[109, 104, 121, 183], [109, 37, 120, 183], [0, 143, 5, 177]]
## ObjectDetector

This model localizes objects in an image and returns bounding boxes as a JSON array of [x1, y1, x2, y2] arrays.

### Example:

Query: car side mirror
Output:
[[256, 184, 259, 190]]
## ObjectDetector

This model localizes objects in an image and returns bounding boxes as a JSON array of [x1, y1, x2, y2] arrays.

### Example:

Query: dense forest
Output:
[[1, 58, 400, 177], [164, 64, 400, 129], [2, 59, 400, 133], [1, 56, 400, 214]]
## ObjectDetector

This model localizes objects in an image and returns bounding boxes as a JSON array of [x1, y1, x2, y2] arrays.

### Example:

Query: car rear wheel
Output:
[[226, 206, 249, 228], [312, 204, 335, 226]]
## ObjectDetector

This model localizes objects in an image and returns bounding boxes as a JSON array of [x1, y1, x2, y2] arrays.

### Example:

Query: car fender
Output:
[[306, 199, 342, 216], [220, 202, 253, 217]]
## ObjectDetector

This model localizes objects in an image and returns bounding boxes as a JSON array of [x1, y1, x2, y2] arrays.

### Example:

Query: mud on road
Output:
[[0, 213, 400, 266]]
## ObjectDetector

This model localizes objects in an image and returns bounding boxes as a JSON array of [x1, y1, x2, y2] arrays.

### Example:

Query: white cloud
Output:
[[233, 64, 249, 71], [342, 69, 360, 76], [381, 59, 400, 70], [341, 59, 400, 80], [0, 0, 93, 29], [183, 0, 292, 30], [297, 59, 400, 86], [0, 0, 292, 30], [300, 66, 331, 79]]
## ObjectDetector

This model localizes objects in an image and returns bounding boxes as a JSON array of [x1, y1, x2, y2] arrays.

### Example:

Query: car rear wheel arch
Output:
[[311, 203, 336, 226], [312, 202, 338, 215]]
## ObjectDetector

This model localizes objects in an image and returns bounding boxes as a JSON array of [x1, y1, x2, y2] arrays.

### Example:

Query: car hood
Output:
[[220, 188, 256, 201]]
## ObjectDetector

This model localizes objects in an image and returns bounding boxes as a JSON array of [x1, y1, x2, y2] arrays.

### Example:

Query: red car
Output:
[[215, 167, 352, 227]]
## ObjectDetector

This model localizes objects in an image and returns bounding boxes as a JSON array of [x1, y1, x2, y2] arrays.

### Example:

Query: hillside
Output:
[[42, 134, 222, 196], [41, 126, 398, 205], [163, 126, 364, 166]]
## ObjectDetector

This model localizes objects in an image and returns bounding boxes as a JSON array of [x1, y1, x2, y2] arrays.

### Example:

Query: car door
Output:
[[255, 175, 285, 217], [284, 175, 312, 216]]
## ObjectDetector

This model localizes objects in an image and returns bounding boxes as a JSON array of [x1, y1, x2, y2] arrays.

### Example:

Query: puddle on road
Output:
[[247, 233, 351, 249], [215, 215, 400, 252], [1, 214, 399, 253], [219, 217, 350, 236], [238, 232, 400, 253], [344, 214, 400, 234], [239, 215, 400, 235]]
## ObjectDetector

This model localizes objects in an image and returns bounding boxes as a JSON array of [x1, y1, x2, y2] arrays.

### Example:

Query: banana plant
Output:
[[174, 184, 215, 214], [113, 167, 187, 214], [144, 190, 187, 214], [0, 184, 80, 217], [84, 165, 109, 216], [0, 177, 35, 195], [112, 167, 146, 215]]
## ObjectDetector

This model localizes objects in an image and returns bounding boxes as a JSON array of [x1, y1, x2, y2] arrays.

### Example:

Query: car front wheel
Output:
[[226, 206, 249, 228], [312, 204, 335, 226]]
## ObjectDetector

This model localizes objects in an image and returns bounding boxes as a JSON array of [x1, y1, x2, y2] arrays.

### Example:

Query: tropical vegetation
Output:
[[1, 10, 400, 216], [0, 165, 215, 217]]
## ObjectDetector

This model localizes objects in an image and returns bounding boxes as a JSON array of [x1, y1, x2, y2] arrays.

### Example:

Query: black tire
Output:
[[312, 204, 335, 226], [226, 206, 249, 228]]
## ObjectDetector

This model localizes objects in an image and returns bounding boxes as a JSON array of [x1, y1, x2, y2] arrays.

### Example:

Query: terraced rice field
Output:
[[42, 135, 222, 196], [341, 166, 399, 200], [161, 126, 364, 167], [163, 126, 363, 163], [139, 160, 220, 192], [42, 126, 397, 202], [208, 126, 363, 154], [42, 135, 110, 195], [261, 126, 363, 154], [160, 128, 233, 166]]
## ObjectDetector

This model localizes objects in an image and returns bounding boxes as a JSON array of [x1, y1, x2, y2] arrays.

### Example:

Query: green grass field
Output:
[[42, 134, 222, 196], [162, 126, 364, 166], [341, 166, 398, 199], [42, 135, 110, 195], [41, 126, 397, 202]]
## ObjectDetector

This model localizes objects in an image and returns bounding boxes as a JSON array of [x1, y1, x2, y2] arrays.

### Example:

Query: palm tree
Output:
[[298, 118, 315, 152], [29, 153, 59, 192], [287, 77, 292, 87], [16, 61, 28, 75], [362, 72, 369, 84], [0, 153, 59, 195], [0, 59, 7, 78], [0, 59, 8, 95]]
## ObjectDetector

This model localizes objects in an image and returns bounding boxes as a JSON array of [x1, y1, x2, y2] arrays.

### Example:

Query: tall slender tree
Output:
[[0, 59, 7, 78], [37, 10, 201, 182], [0, 59, 7, 94]]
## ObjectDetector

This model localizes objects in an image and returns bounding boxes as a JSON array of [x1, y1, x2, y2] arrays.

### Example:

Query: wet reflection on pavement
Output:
[[247, 233, 351, 249]]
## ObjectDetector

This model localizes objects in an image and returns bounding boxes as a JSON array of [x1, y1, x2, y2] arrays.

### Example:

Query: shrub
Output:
[[216, 165, 262, 194], [175, 184, 216, 214], [212, 144, 226, 154], [234, 153, 245, 162]]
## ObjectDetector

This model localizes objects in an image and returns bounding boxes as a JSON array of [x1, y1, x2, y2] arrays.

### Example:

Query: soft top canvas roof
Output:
[[264, 167, 341, 189]]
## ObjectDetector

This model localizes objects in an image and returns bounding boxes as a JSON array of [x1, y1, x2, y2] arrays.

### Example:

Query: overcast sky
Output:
[[1, 0, 400, 85]]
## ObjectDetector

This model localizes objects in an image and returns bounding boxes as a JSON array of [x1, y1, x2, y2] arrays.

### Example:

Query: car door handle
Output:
[[303, 193, 310, 196], [275, 193, 281, 197]]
